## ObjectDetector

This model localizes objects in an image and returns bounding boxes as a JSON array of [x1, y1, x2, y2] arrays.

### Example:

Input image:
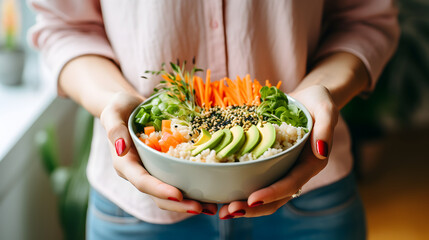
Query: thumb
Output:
[[100, 93, 143, 157], [311, 101, 338, 159]]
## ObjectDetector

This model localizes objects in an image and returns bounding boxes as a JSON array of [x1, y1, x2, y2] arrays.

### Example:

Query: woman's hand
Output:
[[218, 85, 338, 219], [100, 92, 218, 215]]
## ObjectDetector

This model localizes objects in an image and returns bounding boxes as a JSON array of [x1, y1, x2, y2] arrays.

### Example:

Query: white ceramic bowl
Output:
[[128, 94, 313, 203]]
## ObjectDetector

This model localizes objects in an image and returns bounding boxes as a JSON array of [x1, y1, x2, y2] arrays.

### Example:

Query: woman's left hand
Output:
[[218, 85, 339, 219]]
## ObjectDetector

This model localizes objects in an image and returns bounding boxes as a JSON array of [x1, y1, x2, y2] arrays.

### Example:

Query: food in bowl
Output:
[[128, 62, 312, 202], [133, 63, 309, 163]]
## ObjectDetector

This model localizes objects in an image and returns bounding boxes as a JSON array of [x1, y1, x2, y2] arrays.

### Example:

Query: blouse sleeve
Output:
[[28, 0, 118, 96], [314, 0, 400, 91]]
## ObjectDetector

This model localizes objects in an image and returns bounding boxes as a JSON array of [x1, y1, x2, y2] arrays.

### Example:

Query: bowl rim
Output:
[[128, 92, 313, 167]]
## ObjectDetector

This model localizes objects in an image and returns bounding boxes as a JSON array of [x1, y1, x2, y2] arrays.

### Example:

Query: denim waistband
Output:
[[288, 172, 358, 213]]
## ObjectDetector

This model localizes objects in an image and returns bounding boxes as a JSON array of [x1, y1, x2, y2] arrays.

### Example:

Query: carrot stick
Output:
[[265, 79, 271, 87], [225, 78, 239, 105], [242, 76, 248, 102], [214, 88, 226, 108], [246, 75, 253, 104], [224, 87, 238, 105], [196, 77, 205, 107], [223, 97, 228, 107], [212, 81, 219, 89], [226, 77, 236, 89], [252, 82, 257, 105], [276, 81, 282, 89], [235, 76, 244, 105], [162, 74, 173, 84], [205, 70, 211, 109], [219, 78, 225, 99]]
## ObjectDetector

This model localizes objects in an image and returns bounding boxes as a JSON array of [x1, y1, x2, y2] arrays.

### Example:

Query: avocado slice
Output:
[[217, 126, 245, 159], [238, 125, 261, 156], [251, 122, 276, 159], [191, 130, 225, 156], [193, 129, 211, 146], [213, 129, 233, 153]]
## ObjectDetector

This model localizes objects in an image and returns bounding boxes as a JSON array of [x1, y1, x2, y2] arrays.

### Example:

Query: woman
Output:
[[29, 0, 399, 239]]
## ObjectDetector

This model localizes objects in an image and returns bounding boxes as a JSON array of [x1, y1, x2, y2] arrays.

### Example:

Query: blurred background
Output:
[[0, 0, 428, 239]]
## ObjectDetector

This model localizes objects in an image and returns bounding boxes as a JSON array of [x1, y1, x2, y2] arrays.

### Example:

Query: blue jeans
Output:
[[87, 173, 366, 240]]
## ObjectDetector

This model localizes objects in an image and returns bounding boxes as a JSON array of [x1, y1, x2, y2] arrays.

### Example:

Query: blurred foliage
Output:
[[342, 0, 429, 134], [36, 107, 93, 240]]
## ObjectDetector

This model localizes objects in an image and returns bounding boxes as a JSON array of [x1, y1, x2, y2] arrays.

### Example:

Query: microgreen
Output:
[[139, 60, 202, 124]]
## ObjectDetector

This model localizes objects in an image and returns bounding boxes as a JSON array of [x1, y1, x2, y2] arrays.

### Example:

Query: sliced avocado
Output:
[[213, 129, 233, 153], [238, 125, 261, 156], [251, 122, 276, 159], [217, 126, 245, 159], [193, 129, 211, 146], [191, 130, 225, 156]]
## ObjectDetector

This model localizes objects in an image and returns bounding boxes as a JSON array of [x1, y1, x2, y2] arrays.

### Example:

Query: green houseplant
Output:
[[0, 0, 25, 85], [36, 107, 93, 240]]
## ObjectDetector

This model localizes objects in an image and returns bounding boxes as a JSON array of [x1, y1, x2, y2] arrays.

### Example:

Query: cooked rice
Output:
[[164, 121, 306, 163]]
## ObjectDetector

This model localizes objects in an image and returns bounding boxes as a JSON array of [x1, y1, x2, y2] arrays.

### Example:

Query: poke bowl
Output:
[[128, 64, 313, 203]]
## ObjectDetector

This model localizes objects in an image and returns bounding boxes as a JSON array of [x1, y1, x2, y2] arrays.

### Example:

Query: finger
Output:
[[152, 197, 204, 214], [248, 144, 327, 205], [201, 203, 218, 216], [218, 205, 235, 220], [100, 93, 143, 157], [240, 198, 290, 218], [311, 94, 338, 159], [221, 198, 291, 219], [227, 201, 249, 217], [113, 147, 184, 201]]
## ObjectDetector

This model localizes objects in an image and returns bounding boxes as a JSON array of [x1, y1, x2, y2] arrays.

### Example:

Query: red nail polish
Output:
[[317, 140, 328, 157], [231, 209, 246, 216], [115, 138, 126, 156], [249, 201, 264, 208], [202, 209, 215, 215], [220, 214, 234, 220], [187, 210, 199, 215], [168, 197, 180, 202]]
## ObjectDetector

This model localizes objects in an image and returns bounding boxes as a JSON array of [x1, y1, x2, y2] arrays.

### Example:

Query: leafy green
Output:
[[136, 61, 202, 130], [257, 86, 308, 128]]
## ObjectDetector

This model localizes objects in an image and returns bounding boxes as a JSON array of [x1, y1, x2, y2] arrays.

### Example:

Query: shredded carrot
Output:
[[276, 81, 282, 89]]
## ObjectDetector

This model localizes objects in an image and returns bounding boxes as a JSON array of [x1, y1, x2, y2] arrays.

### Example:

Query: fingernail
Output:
[[202, 209, 215, 215], [115, 138, 126, 156], [187, 210, 199, 215], [316, 140, 328, 157], [220, 214, 234, 220], [249, 201, 264, 208], [168, 197, 180, 202], [231, 209, 246, 216]]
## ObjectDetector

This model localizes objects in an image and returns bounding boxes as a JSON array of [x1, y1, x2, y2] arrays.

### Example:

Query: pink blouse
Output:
[[29, 0, 399, 224]]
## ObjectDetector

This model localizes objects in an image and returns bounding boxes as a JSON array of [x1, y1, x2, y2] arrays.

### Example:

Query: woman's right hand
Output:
[[100, 92, 218, 215]]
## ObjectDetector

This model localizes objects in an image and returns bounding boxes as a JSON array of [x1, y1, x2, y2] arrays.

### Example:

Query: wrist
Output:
[[296, 52, 370, 109]]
